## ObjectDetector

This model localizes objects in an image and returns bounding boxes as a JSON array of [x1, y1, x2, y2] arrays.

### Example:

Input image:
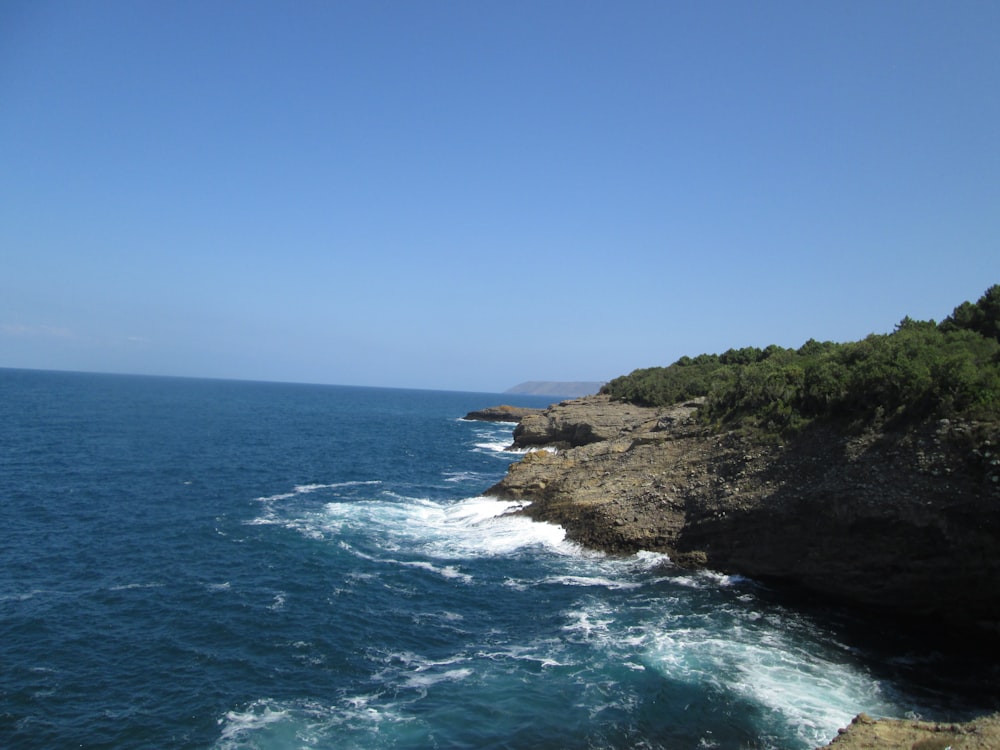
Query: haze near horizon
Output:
[[2, 1, 998, 392]]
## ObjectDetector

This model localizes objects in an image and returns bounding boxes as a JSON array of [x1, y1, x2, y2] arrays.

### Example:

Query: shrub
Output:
[[602, 286, 1000, 431]]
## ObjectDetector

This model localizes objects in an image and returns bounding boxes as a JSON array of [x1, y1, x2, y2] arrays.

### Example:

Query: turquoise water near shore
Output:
[[1, 369, 997, 749]]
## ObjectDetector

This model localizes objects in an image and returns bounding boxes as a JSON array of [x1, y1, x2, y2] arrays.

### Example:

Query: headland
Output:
[[481, 392, 1000, 747], [486, 393, 1000, 633]]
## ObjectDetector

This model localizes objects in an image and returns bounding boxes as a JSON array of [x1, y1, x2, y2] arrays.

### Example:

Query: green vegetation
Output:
[[602, 285, 1000, 432]]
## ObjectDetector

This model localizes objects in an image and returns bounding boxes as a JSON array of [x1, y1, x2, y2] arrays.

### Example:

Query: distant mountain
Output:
[[504, 381, 605, 398]]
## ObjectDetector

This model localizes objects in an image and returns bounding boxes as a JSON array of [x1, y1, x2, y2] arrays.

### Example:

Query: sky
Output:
[[2, 1, 998, 393]]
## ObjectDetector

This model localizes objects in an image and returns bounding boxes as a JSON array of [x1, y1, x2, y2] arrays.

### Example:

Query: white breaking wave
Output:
[[541, 575, 644, 590], [670, 569, 748, 589], [417, 497, 574, 558], [475, 443, 558, 457], [343, 554, 474, 584], [213, 696, 416, 750], [253, 480, 382, 504], [442, 470, 490, 483], [562, 606, 615, 637], [692, 630, 885, 745], [559, 595, 897, 749], [240, 479, 900, 749], [252, 486, 574, 560], [216, 700, 290, 746], [457, 416, 520, 425], [468, 421, 557, 458], [473, 438, 516, 453]]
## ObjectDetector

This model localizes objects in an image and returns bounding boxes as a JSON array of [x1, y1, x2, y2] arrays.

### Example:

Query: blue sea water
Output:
[[1, 369, 997, 749]]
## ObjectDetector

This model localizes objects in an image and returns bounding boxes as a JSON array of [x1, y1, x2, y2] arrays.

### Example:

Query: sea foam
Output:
[[252, 485, 572, 560]]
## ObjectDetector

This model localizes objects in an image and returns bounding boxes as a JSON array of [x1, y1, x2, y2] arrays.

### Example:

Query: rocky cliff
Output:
[[485, 394, 1000, 634]]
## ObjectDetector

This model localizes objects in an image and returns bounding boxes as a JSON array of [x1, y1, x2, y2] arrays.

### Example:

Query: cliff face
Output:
[[486, 395, 1000, 633]]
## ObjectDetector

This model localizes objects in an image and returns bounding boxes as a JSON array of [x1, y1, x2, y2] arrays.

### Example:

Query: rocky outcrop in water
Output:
[[485, 395, 1000, 634], [504, 381, 605, 398], [462, 405, 543, 423]]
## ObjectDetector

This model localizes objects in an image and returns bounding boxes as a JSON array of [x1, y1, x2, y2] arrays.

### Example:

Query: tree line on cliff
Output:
[[602, 285, 1000, 432]]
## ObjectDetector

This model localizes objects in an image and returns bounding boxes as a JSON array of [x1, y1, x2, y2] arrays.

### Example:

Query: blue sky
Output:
[[2, 1, 998, 392]]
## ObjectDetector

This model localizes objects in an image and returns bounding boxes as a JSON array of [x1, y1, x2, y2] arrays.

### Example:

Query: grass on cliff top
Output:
[[602, 284, 1000, 434]]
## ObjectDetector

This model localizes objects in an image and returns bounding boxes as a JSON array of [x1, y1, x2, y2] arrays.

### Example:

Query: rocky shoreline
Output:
[[485, 394, 1000, 633], [462, 405, 542, 423], [480, 394, 1000, 747], [822, 711, 1000, 749]]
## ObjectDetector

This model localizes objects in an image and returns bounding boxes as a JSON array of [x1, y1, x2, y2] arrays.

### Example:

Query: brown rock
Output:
[[485, 395, 1000, 634], [511, 394, 672, 449], [819, 712, 1000, 750], [462, 405, 543, 423]]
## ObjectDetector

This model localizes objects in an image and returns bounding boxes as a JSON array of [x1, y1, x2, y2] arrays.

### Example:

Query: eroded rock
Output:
[[462, 405, 543, 423], [819, 711, 1000, 750], [485, 395, 1000, 634]]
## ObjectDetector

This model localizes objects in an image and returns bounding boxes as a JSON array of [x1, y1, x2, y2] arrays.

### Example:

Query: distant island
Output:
[[504, 381, 605, 398]]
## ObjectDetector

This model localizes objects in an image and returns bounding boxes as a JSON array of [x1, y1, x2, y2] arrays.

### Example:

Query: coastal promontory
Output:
[[486, 393, 1000, 633], [485, 286, 1000, 635], [462, 405, 542, 423]]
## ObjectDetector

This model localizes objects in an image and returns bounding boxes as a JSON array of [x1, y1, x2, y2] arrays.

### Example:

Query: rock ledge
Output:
[[463, 405, 543, 423], [819, 711, 1000, 749], [486, 395, 1000, 633]]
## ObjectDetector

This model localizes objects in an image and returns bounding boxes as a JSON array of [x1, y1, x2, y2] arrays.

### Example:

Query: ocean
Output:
[[1, 369, 997, 749]]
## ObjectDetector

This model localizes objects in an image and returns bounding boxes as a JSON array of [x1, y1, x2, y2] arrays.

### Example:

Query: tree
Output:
[[977, 284, 1000, 342], [941, 284, 1000, 343]]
